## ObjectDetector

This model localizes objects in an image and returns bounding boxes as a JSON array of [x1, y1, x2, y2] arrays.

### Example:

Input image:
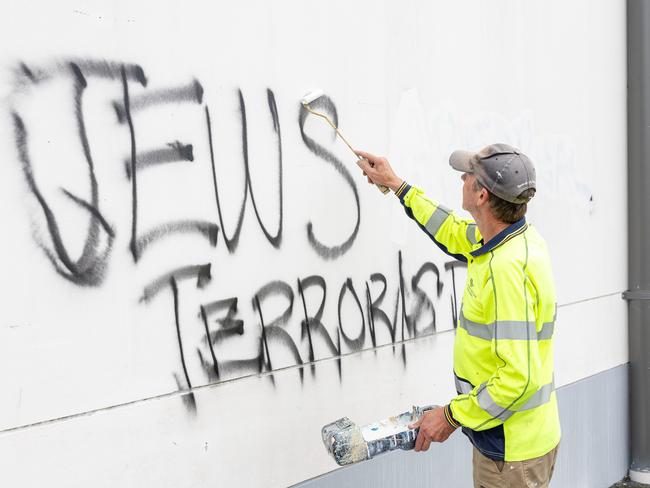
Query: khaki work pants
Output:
[[473, 445, 559, 488]]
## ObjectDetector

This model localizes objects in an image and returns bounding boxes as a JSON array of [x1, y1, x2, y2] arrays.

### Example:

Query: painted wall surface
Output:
[[0, 1, 627, 487]]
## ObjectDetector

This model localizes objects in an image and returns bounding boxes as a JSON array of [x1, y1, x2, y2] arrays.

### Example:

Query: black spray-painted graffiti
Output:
[[11, 59, 466, 408]]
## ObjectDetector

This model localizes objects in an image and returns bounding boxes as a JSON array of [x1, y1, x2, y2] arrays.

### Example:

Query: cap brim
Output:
[[449, 150, 476, 172]]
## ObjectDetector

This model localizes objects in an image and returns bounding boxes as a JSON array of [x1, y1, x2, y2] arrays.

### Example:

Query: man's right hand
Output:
[[355, 150, 404, 192]]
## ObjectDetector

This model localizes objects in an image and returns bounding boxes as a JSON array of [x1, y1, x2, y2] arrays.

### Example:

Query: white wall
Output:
[[0, 1, 627, 486]]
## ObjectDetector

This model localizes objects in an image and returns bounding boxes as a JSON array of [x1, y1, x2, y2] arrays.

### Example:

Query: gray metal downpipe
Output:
[[626, 0, 650, 483]]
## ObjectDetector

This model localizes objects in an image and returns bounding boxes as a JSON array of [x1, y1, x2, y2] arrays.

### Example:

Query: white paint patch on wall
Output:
[[554, 293, 628, 388], [0, 0, 626, 486]]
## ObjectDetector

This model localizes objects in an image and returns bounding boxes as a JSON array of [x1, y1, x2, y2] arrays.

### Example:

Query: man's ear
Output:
[[478, 188, 489, 205]]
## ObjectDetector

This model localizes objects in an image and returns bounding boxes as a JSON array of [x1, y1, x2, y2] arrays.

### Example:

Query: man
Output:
[[356, 144, 560, 488]]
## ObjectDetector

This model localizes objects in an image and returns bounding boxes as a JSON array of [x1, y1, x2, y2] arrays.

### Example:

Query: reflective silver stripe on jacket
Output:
[[424, 205, 451, 237], [538, 305, 557, 340], [476, 380, 555, 421], [455, 376, 555, 420], [538, 322, 554, 340], [459, 312, 555, 341], [466, 224, 478, 245], [455, 376, 474, 395]]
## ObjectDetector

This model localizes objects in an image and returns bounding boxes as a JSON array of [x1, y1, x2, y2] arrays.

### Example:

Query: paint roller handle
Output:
[[357, 155, 390, 195], [354, 153, 389, 193], [302, 103, 389, 194], [330, 130, 389, 195], [376, 183, 391, 194], [355, 151, 402, 195]]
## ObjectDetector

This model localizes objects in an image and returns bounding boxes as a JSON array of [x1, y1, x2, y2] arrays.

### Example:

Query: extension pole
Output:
[[626, 0, 650, 483]]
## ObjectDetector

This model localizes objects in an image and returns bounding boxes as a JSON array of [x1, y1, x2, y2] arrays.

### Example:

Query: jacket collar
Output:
[[470, 217, 528, 258]]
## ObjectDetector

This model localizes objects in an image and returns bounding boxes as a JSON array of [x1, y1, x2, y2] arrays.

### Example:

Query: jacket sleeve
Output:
[[397, 183, 480, 262], [449, 255, 545, 430]]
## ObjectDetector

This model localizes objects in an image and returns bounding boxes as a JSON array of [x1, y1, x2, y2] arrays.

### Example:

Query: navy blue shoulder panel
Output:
[[401, 203, 468, 263], [462, 425, 505, 461], [470, 217, 527, 257]]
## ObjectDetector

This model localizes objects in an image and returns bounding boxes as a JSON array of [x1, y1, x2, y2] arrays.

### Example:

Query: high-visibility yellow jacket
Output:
[[398, 183, 561, 462]]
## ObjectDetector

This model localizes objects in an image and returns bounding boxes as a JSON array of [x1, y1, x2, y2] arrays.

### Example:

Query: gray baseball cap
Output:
[[449, 143, 536, 204]]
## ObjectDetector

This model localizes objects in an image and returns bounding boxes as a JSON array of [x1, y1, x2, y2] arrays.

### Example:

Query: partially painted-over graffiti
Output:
[[9, 59, 466, 406]]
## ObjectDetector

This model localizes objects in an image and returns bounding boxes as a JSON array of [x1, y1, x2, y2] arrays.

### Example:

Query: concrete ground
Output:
[[611, 478, 649, 487]]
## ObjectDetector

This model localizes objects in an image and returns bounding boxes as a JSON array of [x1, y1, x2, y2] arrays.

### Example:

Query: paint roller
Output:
[[321, 404, 437, 466], [301, 90, 390, 194]]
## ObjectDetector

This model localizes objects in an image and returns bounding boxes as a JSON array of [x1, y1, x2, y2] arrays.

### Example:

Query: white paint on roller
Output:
[[302, 89, 325, 106]]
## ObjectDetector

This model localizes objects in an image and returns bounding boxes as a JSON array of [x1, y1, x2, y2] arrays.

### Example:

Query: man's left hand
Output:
[[408, 406, 457, 452]]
